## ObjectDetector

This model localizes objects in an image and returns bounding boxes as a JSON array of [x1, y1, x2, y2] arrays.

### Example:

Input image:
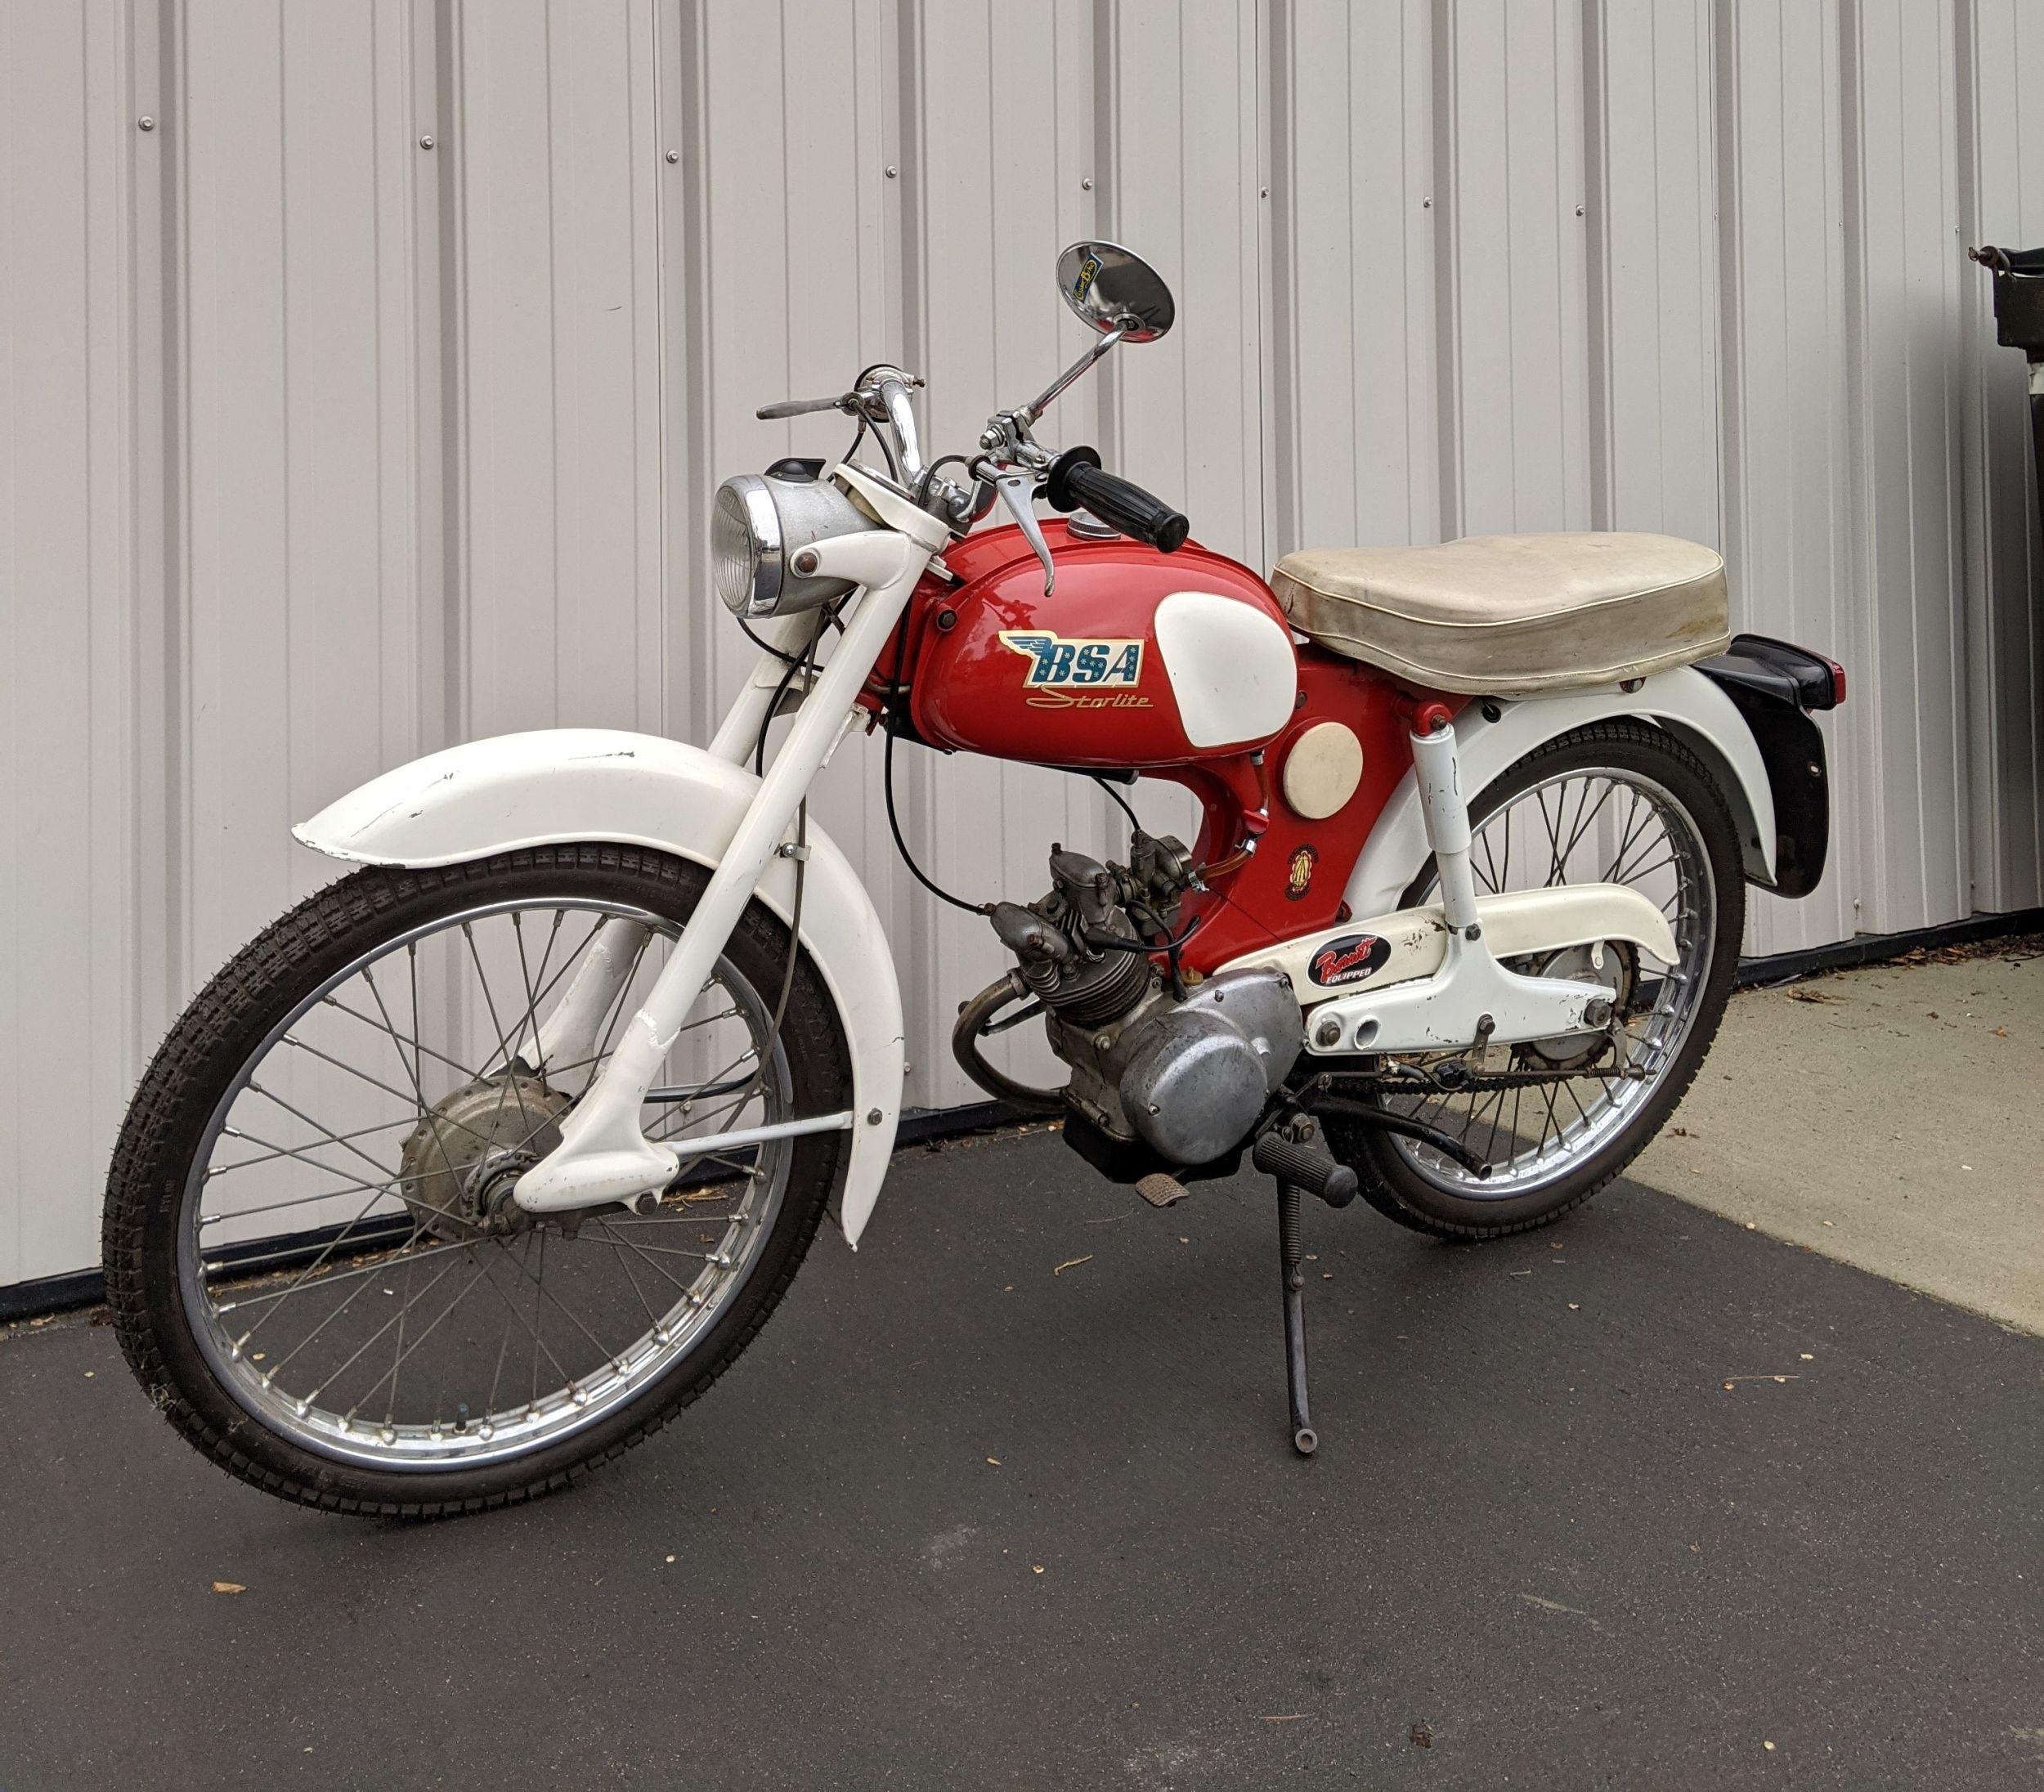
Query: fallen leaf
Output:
[[986, 1457, 1002, 1467], [1764, 1740, 1777, 1752], [1410, 1722, 1435, 1749], [1051, 1256, 1093, 1276], [1994, 1026, 2009, 1037], [212, 1581, 245, 1596]]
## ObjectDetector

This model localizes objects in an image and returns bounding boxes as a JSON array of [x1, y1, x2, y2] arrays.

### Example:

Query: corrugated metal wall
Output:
[[6, 0, 2042, 1290]]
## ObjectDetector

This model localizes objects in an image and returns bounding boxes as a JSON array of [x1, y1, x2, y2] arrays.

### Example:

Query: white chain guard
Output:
[[1220, 883, 1679, 1055]]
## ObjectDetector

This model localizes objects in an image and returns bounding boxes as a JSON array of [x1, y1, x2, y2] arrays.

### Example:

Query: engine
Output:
[[956, 831, 1305, 1172]]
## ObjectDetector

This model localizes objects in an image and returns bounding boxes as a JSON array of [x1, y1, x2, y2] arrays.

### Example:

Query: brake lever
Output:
[[985, 465, 1056, 596]]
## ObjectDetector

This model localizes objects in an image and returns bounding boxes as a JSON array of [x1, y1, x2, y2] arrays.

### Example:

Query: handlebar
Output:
[[1045, 448, 1190, 553], [756, 374, 1192, 554]]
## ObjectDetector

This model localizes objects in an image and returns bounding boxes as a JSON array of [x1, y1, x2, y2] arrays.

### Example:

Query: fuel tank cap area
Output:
[[910, 518, 1298, 770]]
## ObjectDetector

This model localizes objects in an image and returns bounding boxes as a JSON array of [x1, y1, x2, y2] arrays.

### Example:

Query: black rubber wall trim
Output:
[[6, 908, 2037, 1324], [0, 1266, 104, 1324], [1733, 905, 2042, 988]]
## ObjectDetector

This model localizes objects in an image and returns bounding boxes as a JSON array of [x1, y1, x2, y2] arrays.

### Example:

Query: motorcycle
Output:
[[103, 244, 1845, 1515]]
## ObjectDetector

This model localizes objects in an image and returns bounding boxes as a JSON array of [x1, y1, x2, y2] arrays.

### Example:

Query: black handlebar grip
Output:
[[1045, 447, 1190, 553]]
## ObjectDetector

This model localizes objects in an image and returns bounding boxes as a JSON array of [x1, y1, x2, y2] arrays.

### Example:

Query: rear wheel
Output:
[[1324, 720, 1744, 1240], [102, 845, 850, 1516]]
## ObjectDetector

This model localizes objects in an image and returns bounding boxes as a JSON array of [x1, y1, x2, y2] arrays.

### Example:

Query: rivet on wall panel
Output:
[[1082, 177, 1094, 190], [419, 135, 436, 150], [1422, 195, 1432, 208], [666, 150, 679, 164], [137, 115, 155, 131], [885, 164, 898, 179]]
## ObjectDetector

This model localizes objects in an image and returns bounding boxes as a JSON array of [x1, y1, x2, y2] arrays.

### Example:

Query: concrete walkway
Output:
[[3, 948, 2041, 1789], [1639, 937, 2044, 1334]]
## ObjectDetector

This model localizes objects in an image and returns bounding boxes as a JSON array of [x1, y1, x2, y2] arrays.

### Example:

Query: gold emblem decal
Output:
[[1286, 844, 1318, 900]]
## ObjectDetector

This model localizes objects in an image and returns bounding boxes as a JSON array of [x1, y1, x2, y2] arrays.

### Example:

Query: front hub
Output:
[[397, 1071, 572, 1242]]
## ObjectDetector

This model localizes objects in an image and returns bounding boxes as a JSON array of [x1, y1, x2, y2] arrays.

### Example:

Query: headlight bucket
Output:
[[712, 471, 883, 618]]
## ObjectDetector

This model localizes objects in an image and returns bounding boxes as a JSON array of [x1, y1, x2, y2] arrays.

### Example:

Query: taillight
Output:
[[1819, 654, 1846, 707]]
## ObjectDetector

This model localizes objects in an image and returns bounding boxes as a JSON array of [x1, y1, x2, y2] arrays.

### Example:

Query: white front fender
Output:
[[294, 729, 904, 1248]]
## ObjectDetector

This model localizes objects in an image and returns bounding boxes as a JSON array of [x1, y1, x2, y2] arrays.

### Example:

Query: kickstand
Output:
[[1275, 1180, 1316, 1455], [1253, 1127, 1359, 1458]]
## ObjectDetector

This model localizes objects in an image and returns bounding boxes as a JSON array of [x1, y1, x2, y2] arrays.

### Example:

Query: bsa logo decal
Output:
[[1307, 932, 1390, 988], [1285, 844, 1318, 901], [998, 630, 1153, 710]]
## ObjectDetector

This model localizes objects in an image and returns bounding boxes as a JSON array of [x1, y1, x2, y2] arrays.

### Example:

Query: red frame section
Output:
[[854, 519, 1454, 975]]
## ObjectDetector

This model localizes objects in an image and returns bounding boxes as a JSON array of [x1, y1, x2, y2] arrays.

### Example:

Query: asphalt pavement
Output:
[[7, 1107, 2043, 1789]]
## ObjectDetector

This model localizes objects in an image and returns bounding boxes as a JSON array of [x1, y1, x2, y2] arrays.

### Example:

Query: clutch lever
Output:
[[975, 459, 1056, 596], [755, 392, 855, 421]]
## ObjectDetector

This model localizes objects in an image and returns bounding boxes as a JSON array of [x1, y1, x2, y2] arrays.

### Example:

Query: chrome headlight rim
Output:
[[716, 475, 785, 617]]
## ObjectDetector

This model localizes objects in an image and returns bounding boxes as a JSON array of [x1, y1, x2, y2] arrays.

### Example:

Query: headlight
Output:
[[712, 471, 881, 618]]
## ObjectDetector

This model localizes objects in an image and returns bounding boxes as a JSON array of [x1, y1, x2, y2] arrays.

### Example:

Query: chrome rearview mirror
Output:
[[1055, 241, 1176, 342], [1019, 243, 1177, 424]]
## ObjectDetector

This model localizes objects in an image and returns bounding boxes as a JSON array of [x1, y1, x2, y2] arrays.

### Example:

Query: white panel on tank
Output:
[[1152, 593, 1298, 750]]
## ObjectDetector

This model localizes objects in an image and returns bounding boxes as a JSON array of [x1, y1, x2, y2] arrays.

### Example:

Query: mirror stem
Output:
[[1020, 327, 1126, 425]]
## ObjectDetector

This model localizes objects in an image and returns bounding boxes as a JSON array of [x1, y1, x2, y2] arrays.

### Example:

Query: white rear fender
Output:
[[1342, 665, 1776, 919], [294, 729, 904, 1248]]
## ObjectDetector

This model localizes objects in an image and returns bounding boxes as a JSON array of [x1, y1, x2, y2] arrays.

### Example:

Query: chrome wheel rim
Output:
[[1382, 765, 1717, 1197], [177, 896, 802, 1472]]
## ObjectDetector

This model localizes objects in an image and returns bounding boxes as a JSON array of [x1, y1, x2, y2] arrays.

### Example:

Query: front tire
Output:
[[102, 845, 850, 1517], [1325, 720, 1744, 1241]]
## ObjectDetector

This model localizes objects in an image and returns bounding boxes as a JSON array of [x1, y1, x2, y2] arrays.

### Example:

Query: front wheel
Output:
[[102, 844, 850, 1516], [1323, 719, 1745, 1240]]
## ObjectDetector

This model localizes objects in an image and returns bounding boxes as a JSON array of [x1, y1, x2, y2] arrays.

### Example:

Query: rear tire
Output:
[[102, 845, 850, 1517], [1325, 720, 1744, 1242]]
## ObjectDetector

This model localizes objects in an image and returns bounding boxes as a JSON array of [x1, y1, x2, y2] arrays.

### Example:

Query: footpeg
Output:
[[1251, 1132, 1359, 1211]]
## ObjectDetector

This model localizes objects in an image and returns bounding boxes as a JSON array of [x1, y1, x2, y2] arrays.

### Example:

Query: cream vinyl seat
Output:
[[1270, 531, 1730, 697]]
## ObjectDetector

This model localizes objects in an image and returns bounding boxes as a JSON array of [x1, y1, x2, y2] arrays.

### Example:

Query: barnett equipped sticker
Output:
[[1307, 933, 1390, 988]]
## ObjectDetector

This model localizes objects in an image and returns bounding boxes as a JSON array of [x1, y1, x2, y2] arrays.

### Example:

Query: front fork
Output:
[[513, 530, 930, 1214]]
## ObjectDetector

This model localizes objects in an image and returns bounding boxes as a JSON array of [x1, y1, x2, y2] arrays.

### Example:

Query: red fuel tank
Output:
[[911, 520, 1298, 770]]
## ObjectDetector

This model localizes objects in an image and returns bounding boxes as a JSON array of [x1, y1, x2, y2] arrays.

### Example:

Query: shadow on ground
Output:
[[3, 1129, 2040, 1789]]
